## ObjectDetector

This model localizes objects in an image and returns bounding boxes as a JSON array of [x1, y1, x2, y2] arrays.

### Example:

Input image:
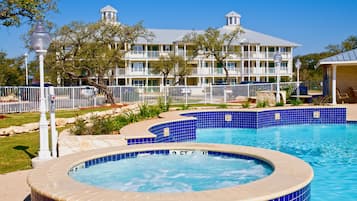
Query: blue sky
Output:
[[0, 0, 356, 58]]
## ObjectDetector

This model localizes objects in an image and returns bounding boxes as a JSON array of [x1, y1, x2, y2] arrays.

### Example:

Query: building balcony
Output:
[[112, 66, 291, 78], [125, 51, 175, 59], [125, 50, 292, 61]]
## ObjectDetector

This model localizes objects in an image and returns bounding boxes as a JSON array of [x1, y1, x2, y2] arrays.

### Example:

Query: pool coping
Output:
[[27, 143, 313, 201]]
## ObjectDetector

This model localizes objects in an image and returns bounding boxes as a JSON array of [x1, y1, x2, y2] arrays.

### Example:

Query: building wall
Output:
[[323, 65, 357, 97], [336, 66, 357, 92]]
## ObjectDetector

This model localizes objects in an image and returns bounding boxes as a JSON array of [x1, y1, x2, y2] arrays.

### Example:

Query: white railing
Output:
[[0, 82, 298, 113]]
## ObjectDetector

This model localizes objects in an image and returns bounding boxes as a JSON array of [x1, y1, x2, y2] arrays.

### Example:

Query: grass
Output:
[[0, 106, 114, 128], [0, 131, 39, 174], [0, 126, 70, 174]]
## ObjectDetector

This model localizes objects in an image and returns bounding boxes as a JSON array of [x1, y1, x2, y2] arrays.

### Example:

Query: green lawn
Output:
[[0, 106, 116, 174], [0, 131, 39, 174], [0, 106, 114, 128]]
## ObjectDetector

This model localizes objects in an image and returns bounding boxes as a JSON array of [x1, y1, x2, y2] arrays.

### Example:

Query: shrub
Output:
[[256, 101, 268, 108], [275, 102, 285, 107], [71, 101, 168, 135], [242, 101, 250, 108], [70, 117, 88, 135], [180, 104, 190, 110], [91, 116, 114, 135], [157, 96, 170, 112], [313, 96, 331, 105], [291, 98, 303, 106]]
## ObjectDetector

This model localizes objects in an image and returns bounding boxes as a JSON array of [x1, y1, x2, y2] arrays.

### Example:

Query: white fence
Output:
[[0, 82, 298, 113]]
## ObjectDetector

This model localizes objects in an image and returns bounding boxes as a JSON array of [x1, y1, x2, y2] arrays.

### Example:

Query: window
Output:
[[204, 62, 211, 68], [163, 45, 171, 51], [132, 80, 145, 86], [280, 47, 289, 52], [132, 62, 144, 72], [281, 62, 288, 67], [226, 62, 236, 70], [132, 45, 144, 53]]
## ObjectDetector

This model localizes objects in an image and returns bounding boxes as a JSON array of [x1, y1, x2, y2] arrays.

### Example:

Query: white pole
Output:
[[332, 65, 337, 105], [276, 61, 281, 103], [185, 77, 188, 106], [297, 68, 300, 99], [38, 51, 51, 160], [49, 86, 57, 157], [24, 53, 29, 86]]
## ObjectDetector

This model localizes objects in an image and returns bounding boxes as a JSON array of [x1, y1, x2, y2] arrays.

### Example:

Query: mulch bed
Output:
[[0, 115, 8, 120]]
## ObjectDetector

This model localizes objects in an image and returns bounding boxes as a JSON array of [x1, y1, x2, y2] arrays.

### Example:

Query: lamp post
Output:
[[30, 21, 51, 160], [24, 53, 28, 85], [295, 58, 302, 100], [274, 52, 282, 104]]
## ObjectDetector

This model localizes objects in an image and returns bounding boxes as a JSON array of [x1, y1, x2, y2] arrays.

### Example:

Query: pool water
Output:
[[196, 124, 357, 201], [69, 152, 272, 192]]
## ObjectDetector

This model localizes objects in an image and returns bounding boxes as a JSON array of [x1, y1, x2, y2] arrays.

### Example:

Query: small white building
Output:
[[100, 5, 299, 86]]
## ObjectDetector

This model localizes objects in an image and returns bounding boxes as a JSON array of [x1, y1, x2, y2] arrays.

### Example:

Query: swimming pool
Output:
[[196, 124, 357, 201], [69, 150, 273, 192]]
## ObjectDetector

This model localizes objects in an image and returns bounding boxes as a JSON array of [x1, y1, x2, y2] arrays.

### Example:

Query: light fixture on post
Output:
[[274, 51, 282, 104], [24, 53, 29, 85], [30, 21, 51, 161], [295, 58, 302, 100]]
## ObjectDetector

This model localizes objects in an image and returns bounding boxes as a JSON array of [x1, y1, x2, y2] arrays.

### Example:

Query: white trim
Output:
[[319, 60, 357, 65], [332, 65, 337, 105]]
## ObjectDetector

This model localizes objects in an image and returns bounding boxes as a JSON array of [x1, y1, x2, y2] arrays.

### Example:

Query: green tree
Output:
[[45, 21, 151, 103], [183, 27, 243, 83], [341, 36, 357, 51], [325, 35, 357, 53], [0, 52, 25, 86], [174, 60, 192, 85], [151, 54, 186, 86], [0, 0, 57, 27]]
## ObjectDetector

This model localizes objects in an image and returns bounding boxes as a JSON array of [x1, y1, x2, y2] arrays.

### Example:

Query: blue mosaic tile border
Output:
[[82, 150, 170, 168], [127, 119, 197, 145], [182, 111, 257, 128], [347, 121, 357, 124], [269, 184, 310, 201], [78, 150, 268, 169], [257, 108, 346, 128], [182, 108, 346, 129]]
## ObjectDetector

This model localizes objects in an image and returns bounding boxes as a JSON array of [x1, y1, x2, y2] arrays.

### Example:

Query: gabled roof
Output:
[[137, 29, 203, 44], [136, 26, 299, 47], [100, 5, 117, 13], [225, 11, 241, 18], [219, 26, 300, 47], [319, 49, 357, 65]]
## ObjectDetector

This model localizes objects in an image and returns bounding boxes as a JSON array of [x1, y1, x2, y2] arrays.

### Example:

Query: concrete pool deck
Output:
[[1, 104, 357, 201]]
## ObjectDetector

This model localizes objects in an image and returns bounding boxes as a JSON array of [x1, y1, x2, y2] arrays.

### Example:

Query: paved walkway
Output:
[[1, 104, 357, 201], [0, 169, 31, 201]]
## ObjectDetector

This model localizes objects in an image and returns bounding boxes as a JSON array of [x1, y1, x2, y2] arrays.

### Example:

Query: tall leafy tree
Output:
[[0, 52, 25, 86], [0, 0, 57, 27], [151, 54, 186, 86], [183, 27, 243, 83], [325, 35, 357, 53], [45, 21, 151, 103]]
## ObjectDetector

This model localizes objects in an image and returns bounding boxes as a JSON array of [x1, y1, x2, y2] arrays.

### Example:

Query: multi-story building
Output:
[[101, 5, 299, 87]]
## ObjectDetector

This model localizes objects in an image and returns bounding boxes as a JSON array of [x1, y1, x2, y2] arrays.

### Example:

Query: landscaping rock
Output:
[[22, 123, 39, 132], [56, 118, 67, 127]]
